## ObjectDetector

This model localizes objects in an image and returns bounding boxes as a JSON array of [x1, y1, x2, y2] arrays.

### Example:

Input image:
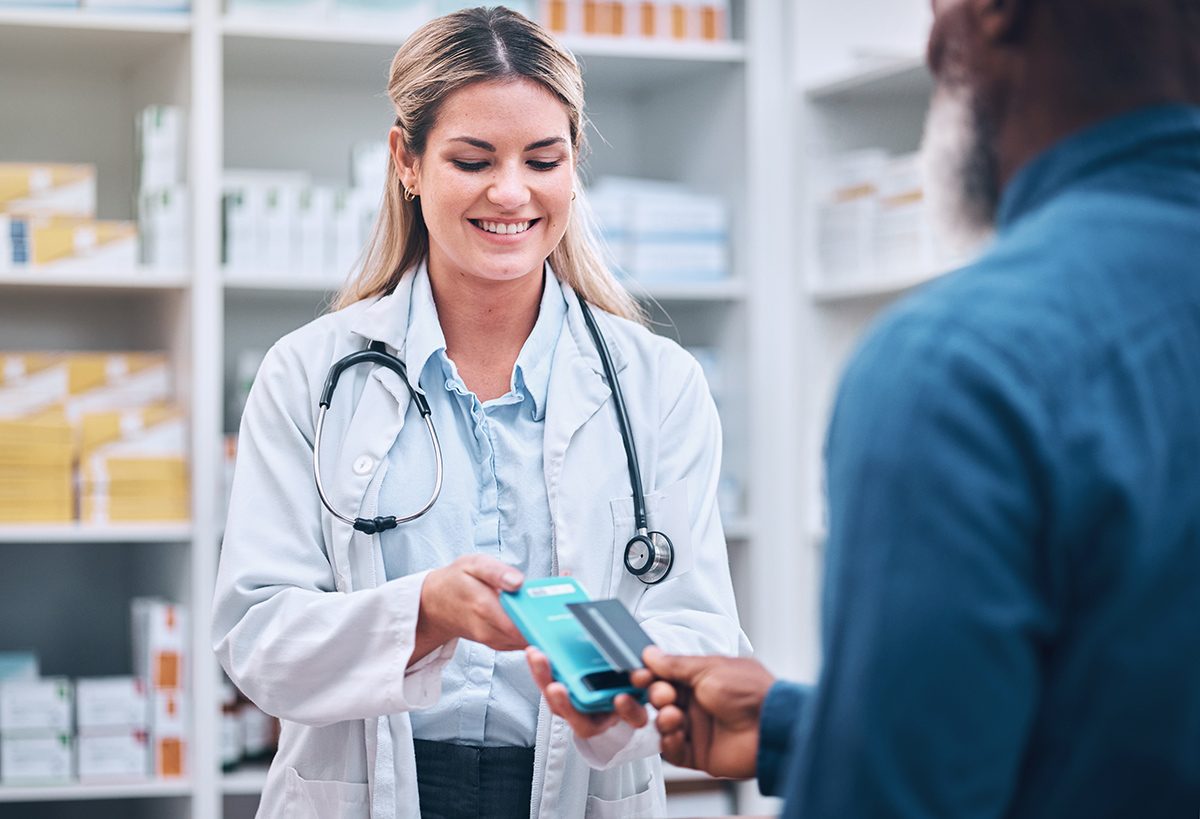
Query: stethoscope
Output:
[[312, 291, 674, 585]]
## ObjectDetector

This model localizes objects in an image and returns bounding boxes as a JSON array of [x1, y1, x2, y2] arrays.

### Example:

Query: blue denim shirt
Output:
[[379, 265, 564, 748], [762, 105, 1200, 817]]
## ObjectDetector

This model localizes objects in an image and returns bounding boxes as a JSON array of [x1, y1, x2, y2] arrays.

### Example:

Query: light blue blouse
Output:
[[379, 265, 565, 749]]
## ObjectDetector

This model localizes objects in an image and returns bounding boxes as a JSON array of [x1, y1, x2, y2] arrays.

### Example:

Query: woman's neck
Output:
[[427, 263, 545, 401]]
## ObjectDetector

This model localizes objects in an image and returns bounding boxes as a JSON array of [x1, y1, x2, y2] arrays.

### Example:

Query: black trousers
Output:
[[413, 738, 536, 819]]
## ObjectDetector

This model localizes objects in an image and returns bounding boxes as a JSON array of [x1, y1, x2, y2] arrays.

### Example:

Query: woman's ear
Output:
[[390, 126, 419, 194]]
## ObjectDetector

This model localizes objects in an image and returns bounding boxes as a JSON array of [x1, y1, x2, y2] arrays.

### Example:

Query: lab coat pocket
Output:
[[584, 772, 664, 819], [607, 479, 695, 599], [283, 766, 370, 819]]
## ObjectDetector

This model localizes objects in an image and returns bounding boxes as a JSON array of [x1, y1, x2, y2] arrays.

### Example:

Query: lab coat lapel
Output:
[[544, 280, 630, 576], [326, 273, 419, 592]]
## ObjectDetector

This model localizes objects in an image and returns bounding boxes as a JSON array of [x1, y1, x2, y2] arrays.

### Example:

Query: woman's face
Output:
[[393, 78, 575, 289]]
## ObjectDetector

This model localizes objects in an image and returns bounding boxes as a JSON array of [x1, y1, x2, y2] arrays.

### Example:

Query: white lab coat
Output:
[[212, 272, 749, 819]]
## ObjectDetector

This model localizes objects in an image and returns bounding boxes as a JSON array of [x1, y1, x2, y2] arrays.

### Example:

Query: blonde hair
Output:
[[334, 6, 644, 324]]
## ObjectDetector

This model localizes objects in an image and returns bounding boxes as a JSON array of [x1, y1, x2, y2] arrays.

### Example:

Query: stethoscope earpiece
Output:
[[624, 530, 674, 585]]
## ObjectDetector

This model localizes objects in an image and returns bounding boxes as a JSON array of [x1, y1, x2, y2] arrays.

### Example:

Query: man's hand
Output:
[[525, 646, 649, 738], [633, 647, 774, 779]]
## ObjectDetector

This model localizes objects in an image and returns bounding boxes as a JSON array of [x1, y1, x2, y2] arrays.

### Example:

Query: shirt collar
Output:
[[514, 266, 567, 420], [404, 263, 449, 395], [403, 263, 566, 419], [997, 104, 1200, 231]]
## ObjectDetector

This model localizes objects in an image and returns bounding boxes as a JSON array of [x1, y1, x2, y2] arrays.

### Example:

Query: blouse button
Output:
[[353, 456, 373, 475]]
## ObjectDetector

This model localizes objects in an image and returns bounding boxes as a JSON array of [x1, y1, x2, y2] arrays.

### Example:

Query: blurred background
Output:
[[0, 0, 948, 815]]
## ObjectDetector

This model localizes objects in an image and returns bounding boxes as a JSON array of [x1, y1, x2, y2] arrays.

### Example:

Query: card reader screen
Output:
[[581, 670, 632, 692]]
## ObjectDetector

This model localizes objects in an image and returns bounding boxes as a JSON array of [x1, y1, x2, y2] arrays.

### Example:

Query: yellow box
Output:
[[82, 495, 189, 523], [79, 402, 180, 459], [0, 476, 73, 501], [0, 499, 73, 523], [0, 163, 96, 218], [19, 217, 138, 269]]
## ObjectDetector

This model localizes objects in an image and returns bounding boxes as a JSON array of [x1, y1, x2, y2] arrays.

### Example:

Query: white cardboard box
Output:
[[0, 678, 73, 736], [0, 734, 74, 785], [77, 731, 151, 783], [76, 676, 149, 735], [131, 599, 188, 692]]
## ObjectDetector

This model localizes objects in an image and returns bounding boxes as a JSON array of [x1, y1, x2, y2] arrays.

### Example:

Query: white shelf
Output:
[[0, 7, 189, 33], [0, 522, 193, 544], [804, 55, 930, 102], [222, 20, 742, 89], [633, 279, 746, 302], [223, 272, 342, 293], [0, 779, 192, 802], [220, 765, 269, 795], [0, 10, 190, 74], [0, 269, 189, 290], [809, 267, 949, 303]]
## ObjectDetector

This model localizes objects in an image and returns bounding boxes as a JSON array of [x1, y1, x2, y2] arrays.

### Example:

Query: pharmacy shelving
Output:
[[0, 780, 192, 802], [789, 5, 941, 684], [1, 0, 799, 815], [0, 523, 193, 544]]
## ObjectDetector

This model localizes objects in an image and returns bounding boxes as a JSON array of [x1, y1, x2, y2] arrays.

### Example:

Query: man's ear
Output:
[[973, 0, 1036, 44]]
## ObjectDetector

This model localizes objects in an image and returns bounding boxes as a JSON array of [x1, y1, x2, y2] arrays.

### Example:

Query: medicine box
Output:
[[0, 163, 96, 219], [76, 676, 149, 735], [0, 678, 73, 736], [77, 731, 151, 783], [151, 689, 188, 778], [7, 216, 138, 273], [131, 599, 188, 691], [0, 653, 38, 684], [0, 734, 74, 786]]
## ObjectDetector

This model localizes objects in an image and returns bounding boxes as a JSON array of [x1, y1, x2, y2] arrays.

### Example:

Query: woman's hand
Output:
[[525, 646, 649, 738], [411, 555, 527, 666]]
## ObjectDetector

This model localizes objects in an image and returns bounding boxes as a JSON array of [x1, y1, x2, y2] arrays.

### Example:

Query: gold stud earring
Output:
[[571, 190, 576, 201], [403, 186, 417, 202]]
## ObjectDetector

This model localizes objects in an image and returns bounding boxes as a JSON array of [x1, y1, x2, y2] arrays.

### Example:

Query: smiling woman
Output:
[[211, 7, 748, 819]]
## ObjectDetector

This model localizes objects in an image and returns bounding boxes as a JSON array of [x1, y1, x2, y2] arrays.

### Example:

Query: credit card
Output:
[[566, 599, 655, 672]]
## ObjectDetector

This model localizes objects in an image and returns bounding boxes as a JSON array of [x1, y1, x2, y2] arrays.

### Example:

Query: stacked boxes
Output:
[[136, 106, 189, 271], [0, 351, 186, 525], [540, 0, 728, 40], [222, 146, 384, 283], [812, 150, 953, 290], [132, 598, 189, 778], [0, 163, 139, 275], [588, 177, 729, 285], [0, 678, 75, 786], [76, 677, 151, 784], [0, 601, 187, 787], [81, 405, 188, 524]]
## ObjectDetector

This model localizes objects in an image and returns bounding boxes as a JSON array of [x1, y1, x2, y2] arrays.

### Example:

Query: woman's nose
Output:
[[487, 164, 531, 210]]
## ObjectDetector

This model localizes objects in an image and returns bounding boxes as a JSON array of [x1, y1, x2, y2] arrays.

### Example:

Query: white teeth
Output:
[[479, 220, 531, 235]]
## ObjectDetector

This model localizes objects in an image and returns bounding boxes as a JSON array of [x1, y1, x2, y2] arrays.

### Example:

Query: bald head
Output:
[[918, 0, 1200, 250]]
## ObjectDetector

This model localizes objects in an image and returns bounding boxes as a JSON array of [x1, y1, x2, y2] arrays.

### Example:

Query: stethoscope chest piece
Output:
[[624, 530, 673, 585]]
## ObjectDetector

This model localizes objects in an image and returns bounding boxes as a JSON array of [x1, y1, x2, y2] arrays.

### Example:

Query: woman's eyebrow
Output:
[[524, 137, 567, 151], [450, 136, 496, 151]]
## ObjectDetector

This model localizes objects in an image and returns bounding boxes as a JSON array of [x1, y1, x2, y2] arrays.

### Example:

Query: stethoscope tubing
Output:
[[313, 342, 444, 534], [576, 295, 650, 536]]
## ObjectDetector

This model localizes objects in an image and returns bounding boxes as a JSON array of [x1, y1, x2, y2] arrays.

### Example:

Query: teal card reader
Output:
[[501, 577, 651, 713]]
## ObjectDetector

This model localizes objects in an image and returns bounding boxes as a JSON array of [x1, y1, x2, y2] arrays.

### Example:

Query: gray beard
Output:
[[919, 83, 1000, 258]]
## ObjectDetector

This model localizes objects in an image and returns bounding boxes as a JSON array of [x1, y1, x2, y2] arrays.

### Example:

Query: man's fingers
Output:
[[629, 667, 654, 689], [641, 647, 714, 687], [654, 703, 686, 736], [525, 646, 553, 687], [646, 679, 679, 709], [659, 728, 691, 769]]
